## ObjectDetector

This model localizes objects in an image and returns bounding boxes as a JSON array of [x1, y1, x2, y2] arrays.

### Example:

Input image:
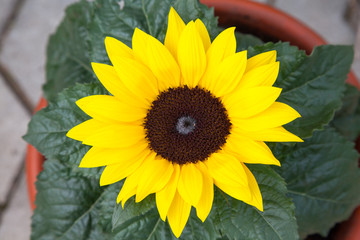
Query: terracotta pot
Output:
[[26, 97, 47, 210], [26, 0, 360, 239]]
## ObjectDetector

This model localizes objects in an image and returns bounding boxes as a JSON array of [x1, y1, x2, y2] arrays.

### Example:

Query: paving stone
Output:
[[0, 0, 77, 108], [0, 74, 29, 205], [0, 172, 31, 240], [274, 0, 355, 44], [0, 0, 15, 34], [352, 59, 360, 82]]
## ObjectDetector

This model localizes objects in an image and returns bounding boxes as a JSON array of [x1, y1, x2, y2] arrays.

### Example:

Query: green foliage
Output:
[[24, 0, 360, 239], [30, 159, 119, 240], [274, 128, 360, 238], [331, 84, 360, 141], [43, 0, 218, 101], [249, 43, 354, 139], [235, 32, 263, 52], [111, 208, 218, 240], [173, 0, 218, 39], [111, 195, 156, 230], [24, 83, 108, 178], [212, 165, 299, 240], [44, 1, 96, 101]]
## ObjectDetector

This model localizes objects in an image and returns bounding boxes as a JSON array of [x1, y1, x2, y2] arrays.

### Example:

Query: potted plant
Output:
[[25, 0, 360, 239]]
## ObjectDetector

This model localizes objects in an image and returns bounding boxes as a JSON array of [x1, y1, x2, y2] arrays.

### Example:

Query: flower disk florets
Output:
[[144, 86, 231, 165]]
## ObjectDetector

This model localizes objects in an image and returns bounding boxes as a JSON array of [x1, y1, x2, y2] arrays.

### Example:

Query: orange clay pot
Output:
[[26, 0, 360, 239], [26, 97, 46, 210]]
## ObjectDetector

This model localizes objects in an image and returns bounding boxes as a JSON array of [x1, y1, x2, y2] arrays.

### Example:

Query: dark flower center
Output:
[[144, 86, 231, 165]]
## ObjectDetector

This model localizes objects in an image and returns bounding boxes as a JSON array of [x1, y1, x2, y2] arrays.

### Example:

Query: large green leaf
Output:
[[24, 83, 106, 157], [173, 0, 218, 39], [331, 83, 360, 141], [235, 32, 263, 52], [44, 1, 96, 101], [32, 158, 218, 240], [275, 128, 360, 238], [111, 191, 217, 239], [111, 207, 218, 240], [24, 83, 107, 177], [212, 165, 299, 240], [44, 0, 218, 101], [248, 43, 354, 139], [112, 195, 156, 231], [31, 159, 120, 240], [88, 0, 171, 64]]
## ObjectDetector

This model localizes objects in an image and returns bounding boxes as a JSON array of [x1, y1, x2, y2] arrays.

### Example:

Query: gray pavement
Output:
[[0, 0, 358, 239]]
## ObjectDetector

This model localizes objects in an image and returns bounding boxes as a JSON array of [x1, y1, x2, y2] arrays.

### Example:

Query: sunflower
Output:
[[67, 7, 302, 238]]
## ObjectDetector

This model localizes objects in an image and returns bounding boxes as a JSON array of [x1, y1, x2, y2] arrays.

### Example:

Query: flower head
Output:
[[67, 7, 302, 238]]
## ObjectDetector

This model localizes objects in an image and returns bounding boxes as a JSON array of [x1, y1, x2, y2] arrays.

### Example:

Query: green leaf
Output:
[[88, 0, 173, 64], [24, 83, 107, 177], [235, 32, 263, 52], [248, 43, 354, 139], [112, 195, 156, 231], [89, 0, 218, 62], [111, 191, 218, 240], [331, 83, 360, 141], [44, 0, 219, 100], [111, 207, 217, 240], [31, 159, 119, 240], [44, 1, 96, 101], [173, 0, 219, 39], [212, 165, 299, 240], [24, 83, 106, 157], [276, 128, 360, 238]]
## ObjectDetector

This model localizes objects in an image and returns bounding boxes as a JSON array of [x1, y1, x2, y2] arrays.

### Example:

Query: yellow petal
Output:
[[111, 56, 159, 104], [99, 151, 149, 186], [242, 163, 263, 211], [156, 164, 180, 221], [205, 152, 248, 187], [117, 169, 143, 206], [66, 119, 103, 141], [238, 62, 280, 89], [76, 95, 147, 123], [145, 32, 181, 91], [224, 134, 280, 166], [200, 27, 236, 90], [195, 162, 213, 222], [136, 156, 174, 202], [233, 126, 303, 142], [165, 7, 185, 59], [214, 179, 252, 202], [177, 163, 203, 206], [210, 51, 247, 97], [177, 21, 206, 88], [91, 63, 146, 108], [79, 141, 149, 167], [132, 28, 150, 65], [167, 191, 191, 238], [224, 86, 282, 119], [105, 36, 133, 63], [206, 27, 236, 63], [194, 19, 211, 51], [245, 50, 276, 73], [232, 102, 301, 131], [117, 184, 137, 207], [82, 124, 145, 148]]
